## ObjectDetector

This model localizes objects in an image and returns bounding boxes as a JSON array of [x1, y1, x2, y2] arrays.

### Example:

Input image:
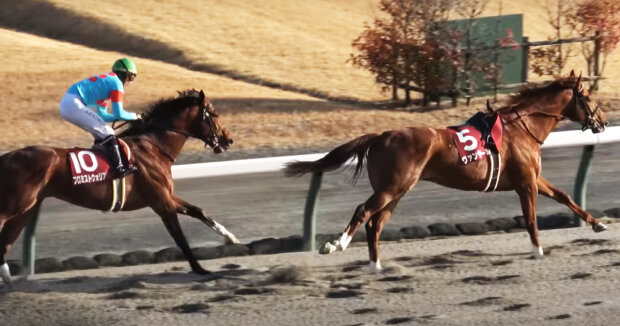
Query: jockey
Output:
[[59, 57, 140, 178]]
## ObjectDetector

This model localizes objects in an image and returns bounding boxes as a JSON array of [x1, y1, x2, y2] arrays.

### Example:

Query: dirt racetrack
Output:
[[1, 225, 619, 326]]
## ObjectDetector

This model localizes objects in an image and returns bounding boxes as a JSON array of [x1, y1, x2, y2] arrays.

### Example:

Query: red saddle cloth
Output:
[[446, 112, 503, 165], [68, 140, 131, 185]]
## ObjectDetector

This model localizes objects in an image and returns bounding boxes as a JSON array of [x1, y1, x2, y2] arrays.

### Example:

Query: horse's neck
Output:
[[511, 97, 567, 143], [146, 131, 188, 160]]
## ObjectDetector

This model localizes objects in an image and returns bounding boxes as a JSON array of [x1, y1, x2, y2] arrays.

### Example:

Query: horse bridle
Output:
[[501, 84, 603, 144], [572, 84, 602, 132], [144, 101, 221, 148]]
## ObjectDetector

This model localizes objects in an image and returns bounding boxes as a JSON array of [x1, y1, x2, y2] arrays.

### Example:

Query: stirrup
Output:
[[112, 164, 138, 179]]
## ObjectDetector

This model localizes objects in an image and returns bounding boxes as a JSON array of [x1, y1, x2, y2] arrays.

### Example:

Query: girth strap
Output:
[[109, 177, 127, 212], [482, 151, 501, 192]]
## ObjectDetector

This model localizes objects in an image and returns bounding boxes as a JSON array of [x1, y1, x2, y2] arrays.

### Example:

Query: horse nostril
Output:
[[229, 139, 234, 144]]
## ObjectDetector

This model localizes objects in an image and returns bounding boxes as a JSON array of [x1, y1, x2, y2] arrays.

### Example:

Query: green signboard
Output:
[[443, 14, 523, 95]]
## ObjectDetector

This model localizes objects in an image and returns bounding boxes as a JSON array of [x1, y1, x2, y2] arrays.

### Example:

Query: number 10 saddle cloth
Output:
[[66, 139, 132, 211], [447, 110, 503, 192]]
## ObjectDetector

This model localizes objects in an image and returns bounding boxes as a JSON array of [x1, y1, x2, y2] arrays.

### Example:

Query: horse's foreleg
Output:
[[516, 181, 543, 259], [174, 197, 239, 244], [320, 192, 393, 255], [153, 204, 211, 275], [0, 203, 41, 284], [537, 177, 607, 232], [365, 198, 400, 273]]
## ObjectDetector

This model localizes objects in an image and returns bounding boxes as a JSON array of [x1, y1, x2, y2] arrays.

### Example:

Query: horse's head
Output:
[[565, 70, 608, 133], [186, 90, 233, 153]]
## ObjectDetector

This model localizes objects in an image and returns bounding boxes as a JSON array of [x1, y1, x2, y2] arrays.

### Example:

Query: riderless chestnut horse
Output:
[[285, 71, 608, 272], [0, 89, 236, 284]]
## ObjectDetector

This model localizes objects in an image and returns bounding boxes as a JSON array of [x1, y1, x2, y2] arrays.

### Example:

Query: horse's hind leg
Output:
[[0, 203, 41, 284], [537, 177, 607, 232], [319, 191, 395, 255], [365, 197, 402, 273]]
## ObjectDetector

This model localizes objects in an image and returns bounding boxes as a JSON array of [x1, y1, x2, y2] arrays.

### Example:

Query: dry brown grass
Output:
[[0, 28, 483, 154], [44, 0, 620, 98], [2, 1, 620, 155]]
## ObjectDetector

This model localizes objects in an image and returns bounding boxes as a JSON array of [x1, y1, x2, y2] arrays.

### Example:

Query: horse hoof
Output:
[[0, 263, 11, 285], [319, 242, 337, 255], [370, 260, 382, 273], [592, 222, 608, 233], [532, 246, 544, 259]]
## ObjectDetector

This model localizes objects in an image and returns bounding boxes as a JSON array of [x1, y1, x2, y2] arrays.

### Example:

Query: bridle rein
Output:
[[499, 84, 601, 144], [113, 101, 222, 162]]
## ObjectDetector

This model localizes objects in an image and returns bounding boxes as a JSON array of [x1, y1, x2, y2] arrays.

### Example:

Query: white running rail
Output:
[[171, 126, 620, 178]]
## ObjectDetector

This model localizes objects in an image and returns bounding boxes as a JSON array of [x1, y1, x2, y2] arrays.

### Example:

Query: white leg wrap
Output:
[[319, 242, 338, 255], [533, 246, 544, 259], [337, 233, 352, 251], [370, 260, 382, 273], [214, 222, 240, 244], [0, 263, 11, 284]]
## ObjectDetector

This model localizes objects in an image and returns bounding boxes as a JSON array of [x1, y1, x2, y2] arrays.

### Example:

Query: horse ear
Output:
[[576, 71, 582, 88], [199, 90, 205, 101], [569, 70, 576, 77]]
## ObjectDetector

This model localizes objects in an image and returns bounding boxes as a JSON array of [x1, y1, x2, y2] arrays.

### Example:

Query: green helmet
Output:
[[112, 58, 138, 75]]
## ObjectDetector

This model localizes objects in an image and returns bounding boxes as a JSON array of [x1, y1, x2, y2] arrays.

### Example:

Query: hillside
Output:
[[0, 0, 619, 155], [0, 28, 478, 154], [38, 0, 620, 98]]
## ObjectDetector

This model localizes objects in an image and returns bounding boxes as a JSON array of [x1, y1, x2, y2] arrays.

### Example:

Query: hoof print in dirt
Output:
[[584, 301, 603, 306], [136, 305, 154, 310], [107, 291, 140, 300], [461, 296, 506, 306], [385, 317, 415, 324], [208, 295, 237, 303], [462, 275, 520, 284], [571, 238, 611, 246], [591, 249, 620, 255], [233, 287, 274, 295], [503, 303, 531, 311], [170, 303, 209, 314], [342, 265, 362, 272], [491, 260, 513, 266], [547, 314, 571, 320], [386, 287, 411, 294], [570, 272, 592, 279], [326, 290, 362, 298], [352, 308, 378, 314], [377, 275, 412, 282], [102, 278, 147, 292]]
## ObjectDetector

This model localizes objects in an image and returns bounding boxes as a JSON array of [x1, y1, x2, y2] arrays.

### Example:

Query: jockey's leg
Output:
[[99, 136, 136, 178]]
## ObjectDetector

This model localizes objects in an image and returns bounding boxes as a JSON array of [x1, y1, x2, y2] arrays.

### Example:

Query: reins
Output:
[[499, 107, 565, 145]]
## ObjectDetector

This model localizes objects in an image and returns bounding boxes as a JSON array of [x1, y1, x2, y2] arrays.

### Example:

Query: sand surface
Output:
[[1, 226, 619, 326]]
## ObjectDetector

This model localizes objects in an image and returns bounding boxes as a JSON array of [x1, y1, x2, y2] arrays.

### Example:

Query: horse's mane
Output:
[[503, 76, 577, 109], [118, 89, 203, 137]]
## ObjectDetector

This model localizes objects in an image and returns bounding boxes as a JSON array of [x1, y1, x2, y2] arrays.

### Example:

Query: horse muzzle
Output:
[[592, 125, 604, 134], [211, 138, 233, 154]]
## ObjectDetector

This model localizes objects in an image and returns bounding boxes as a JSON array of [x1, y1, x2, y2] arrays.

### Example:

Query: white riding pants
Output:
[[59, 93, 115, 140]]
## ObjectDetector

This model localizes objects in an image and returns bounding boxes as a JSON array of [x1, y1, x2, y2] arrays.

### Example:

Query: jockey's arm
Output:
[[108, 86, 138, 121]]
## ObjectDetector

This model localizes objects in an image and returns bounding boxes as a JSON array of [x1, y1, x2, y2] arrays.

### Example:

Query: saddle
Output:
[[447, 105, 503, 192], [67, 139, 132, 211]]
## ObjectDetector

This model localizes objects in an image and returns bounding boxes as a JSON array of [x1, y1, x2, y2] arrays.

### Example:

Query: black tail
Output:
[[284, 133, 379, 182]]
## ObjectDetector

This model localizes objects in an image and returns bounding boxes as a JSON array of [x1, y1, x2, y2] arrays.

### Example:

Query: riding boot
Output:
[[101, 136, 137, 178]]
